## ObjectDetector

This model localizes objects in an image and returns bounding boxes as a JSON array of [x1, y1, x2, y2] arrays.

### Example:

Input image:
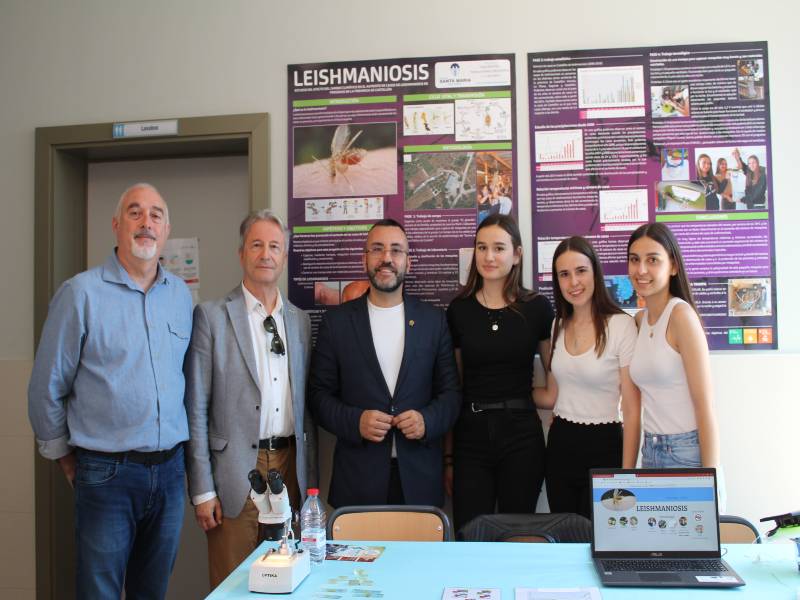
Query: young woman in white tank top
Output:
[[626, 223, 720, 469]]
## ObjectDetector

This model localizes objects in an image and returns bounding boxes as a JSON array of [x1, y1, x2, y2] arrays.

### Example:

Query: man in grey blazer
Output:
[[185, 209, 318, 589]]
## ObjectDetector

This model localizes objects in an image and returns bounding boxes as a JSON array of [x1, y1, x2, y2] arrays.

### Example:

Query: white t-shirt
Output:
[[367, 300, 405, 395], [551, 313, 637, 424], [368, 299, 405, 457]]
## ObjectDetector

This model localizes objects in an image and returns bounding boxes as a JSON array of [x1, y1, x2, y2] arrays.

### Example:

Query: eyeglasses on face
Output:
[[262, 315, 285, 355], [365, 245, 408, 259]]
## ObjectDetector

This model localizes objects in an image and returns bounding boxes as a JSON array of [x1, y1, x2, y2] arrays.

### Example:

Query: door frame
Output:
[[33, 113, 268, 599]]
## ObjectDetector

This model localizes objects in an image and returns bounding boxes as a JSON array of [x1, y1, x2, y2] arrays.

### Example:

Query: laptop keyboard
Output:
[[601, 559, 728, 572]]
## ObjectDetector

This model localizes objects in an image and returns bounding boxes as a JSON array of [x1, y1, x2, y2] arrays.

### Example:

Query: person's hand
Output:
[[359, 410, 393, 442], [57, 453, 77, 487], [195, 498, 223, 531], [393, 410, 426, 440], [733, 148, 741, 159]]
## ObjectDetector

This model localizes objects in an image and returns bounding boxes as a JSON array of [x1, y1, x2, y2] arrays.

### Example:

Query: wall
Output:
[[1, 1, 797, 596]]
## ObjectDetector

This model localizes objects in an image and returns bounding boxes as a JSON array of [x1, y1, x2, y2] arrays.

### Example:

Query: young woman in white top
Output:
[[627, 223, 719, 469], [534, 236, 640, 518]]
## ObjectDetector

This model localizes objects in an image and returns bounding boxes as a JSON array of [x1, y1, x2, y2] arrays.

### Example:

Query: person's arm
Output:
[[299, 311, 319, 488], [412, 310, 462, 441], [28, 281, 84, 483], [442, 347, 463, 496], [617, 315, 641, 468], [308, 313, 374, 444], [732, 148, 745, 173], [184, 304, 224, 530], [532, 371, 558, 410], [669, 304, 720, 468], [620, 366, 641, 468]]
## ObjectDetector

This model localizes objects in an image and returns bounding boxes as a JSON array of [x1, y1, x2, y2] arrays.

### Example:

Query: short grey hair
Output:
[[239, 209, 290, 251], [114, 183, 170, 224]]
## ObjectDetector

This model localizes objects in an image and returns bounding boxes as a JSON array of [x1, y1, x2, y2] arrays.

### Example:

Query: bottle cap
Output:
[[307, 488, 319, 496]]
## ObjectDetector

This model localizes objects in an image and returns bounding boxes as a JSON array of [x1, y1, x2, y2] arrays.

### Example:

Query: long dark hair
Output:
[[627, 223, 699, 314], [457, 214, 535, 307], [549, 236, 623, 370]]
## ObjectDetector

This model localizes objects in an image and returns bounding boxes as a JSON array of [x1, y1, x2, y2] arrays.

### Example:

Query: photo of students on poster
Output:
[[528, 41, 777, 350], [287, 55, 517, 334]]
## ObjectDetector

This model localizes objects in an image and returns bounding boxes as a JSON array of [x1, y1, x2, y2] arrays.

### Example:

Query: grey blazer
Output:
[[185, 285, 318, 518]]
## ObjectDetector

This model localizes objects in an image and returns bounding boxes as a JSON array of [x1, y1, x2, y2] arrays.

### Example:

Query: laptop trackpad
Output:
[[639, 572, 681, 582]]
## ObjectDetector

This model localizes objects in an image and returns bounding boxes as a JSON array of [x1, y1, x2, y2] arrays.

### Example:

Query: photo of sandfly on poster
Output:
[[293, 123, 397, 198]]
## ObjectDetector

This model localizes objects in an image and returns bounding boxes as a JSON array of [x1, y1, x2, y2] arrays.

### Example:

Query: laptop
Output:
[[589, 468, 745, 588]]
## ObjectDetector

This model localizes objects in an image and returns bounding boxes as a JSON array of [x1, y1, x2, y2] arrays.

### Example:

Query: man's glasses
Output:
[[365, 245, 408, 259], [263, 316, 285, 355]]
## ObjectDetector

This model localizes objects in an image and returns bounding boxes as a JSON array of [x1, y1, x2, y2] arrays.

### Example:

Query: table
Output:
[[207, 541, 800, 599]]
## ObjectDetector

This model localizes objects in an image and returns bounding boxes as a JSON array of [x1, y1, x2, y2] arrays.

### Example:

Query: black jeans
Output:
[[452, 406, 545, 533], [545, 416, 622, 519]]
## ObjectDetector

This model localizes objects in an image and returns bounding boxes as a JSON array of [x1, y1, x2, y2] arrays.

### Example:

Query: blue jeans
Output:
[[641, 430, 701, 468], [74, 445, 185, 599]]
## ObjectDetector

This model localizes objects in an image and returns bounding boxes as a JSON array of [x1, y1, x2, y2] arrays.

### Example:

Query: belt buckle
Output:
[[266, 437, 276, 451], [470, 402, 483, 413]]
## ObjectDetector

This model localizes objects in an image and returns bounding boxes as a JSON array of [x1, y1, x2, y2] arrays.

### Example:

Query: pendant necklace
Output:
[[481, 289, 502, 333]]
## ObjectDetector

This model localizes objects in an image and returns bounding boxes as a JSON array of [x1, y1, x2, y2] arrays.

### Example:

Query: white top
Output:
[[629, 297, 697, 434], [242, 284, 293, 439], [368, 299, 405, 458], [552, 313, 637, 424], [367, 299, 405, 396]]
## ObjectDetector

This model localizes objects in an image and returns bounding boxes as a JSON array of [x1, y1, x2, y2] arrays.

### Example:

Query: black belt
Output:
[[77, 443, 182, 466], [259, 435, 295, 451], [467, 398, 533, 412]]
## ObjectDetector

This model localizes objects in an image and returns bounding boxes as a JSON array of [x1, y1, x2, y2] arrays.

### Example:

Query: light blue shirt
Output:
[[28, 251, 193, 459]]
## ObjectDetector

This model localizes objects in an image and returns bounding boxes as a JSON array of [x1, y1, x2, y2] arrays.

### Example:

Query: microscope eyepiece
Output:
[[248, 469, 268, 495]]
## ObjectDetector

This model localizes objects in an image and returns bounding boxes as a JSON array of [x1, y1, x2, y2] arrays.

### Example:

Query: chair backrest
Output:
[[458, 513, 592, 543], [327, 505, 452, 542], [719, 515, 761, 543], [502, 533, 556, 543]]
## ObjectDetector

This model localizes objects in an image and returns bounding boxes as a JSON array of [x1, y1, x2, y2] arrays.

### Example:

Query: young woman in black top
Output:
[[445, 214, 554, 533]]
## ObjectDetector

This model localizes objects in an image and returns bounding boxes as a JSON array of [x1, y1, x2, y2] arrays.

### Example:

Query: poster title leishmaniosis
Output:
[[293, 64, 430, 87]]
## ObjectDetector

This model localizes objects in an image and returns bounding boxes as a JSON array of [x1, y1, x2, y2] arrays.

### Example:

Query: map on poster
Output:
[[288, 55, 517, 334], [528, 41, 777, 350]]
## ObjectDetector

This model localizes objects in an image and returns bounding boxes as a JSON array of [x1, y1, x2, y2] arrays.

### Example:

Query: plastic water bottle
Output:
[[300, 488, 326, 564]]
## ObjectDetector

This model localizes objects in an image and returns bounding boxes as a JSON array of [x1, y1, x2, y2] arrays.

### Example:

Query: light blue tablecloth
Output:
[[207, 541, 799, 599]]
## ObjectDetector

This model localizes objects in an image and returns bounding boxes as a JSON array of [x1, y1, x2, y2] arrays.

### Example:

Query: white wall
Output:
[[1, 0, 797, 595]]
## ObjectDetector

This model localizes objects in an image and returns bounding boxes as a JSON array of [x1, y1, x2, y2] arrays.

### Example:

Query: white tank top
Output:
[[629, 297, 697, 434]]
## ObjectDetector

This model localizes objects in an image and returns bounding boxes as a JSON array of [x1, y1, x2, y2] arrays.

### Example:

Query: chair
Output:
[[327, 505, 452, 542], [458, 513, 592, 543], [719, 515, 761, 543]]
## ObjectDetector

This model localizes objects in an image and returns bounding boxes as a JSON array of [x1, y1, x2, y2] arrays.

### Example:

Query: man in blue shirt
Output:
[[28, 183, 193, 599]]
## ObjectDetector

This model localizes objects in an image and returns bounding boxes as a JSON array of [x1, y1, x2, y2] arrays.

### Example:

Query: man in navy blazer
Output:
[[310, 219, 461, 507]]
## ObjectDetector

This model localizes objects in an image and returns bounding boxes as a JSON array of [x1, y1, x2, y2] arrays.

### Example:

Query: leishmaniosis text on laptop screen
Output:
[[591, 471, 719, 552]]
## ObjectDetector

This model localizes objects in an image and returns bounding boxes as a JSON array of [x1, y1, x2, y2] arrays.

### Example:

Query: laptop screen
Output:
[[591, 469, 720, 554]]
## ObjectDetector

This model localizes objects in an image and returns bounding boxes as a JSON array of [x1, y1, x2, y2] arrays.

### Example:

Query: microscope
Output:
[[247, 468, 311, 594]]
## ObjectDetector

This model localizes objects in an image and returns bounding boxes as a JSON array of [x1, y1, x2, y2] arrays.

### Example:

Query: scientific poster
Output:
[[288, 54, 517, 334], [528, 41, 777, 349], [160, 237, 200, 304]]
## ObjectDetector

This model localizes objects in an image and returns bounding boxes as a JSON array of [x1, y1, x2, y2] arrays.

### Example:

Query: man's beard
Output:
[[368, 264, 405, 293], [131, 240, 158, 260]]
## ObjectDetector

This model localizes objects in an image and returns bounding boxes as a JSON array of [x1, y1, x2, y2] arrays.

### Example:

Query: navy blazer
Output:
[[309, 293, 461, 508]]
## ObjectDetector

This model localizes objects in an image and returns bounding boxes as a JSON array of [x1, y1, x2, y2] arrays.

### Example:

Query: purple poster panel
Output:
[[528, 42, 777, 350], [288, 55, 517, 336]]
